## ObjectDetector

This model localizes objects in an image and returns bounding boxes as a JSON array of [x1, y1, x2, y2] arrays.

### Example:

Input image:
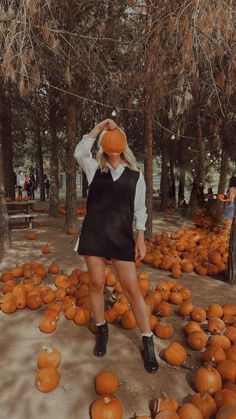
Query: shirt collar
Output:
[[105, 162, 127, 172]]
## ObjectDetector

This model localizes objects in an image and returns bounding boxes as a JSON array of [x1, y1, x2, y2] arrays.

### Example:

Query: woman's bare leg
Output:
[[112, 259, 159, 372], [84, 256, 108, 357], [112, 259, 151, 333], [84, 256, 106, 324]]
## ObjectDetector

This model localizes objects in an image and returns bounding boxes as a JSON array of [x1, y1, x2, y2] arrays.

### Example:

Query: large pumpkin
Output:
[[91, 395, 123, 419], [100, 129, 126, 154], [95, 371, 119, 395], [35, 367, 60, 393]]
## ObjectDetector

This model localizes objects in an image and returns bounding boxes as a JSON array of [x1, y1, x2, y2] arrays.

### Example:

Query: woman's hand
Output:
[[97, 119, 117, 131], [135, 231, 146, 260], [88, 119, 117, 139]]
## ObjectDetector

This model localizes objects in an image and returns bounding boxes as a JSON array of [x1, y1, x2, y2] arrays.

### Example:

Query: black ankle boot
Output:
[[141, 335, 159, 373], [93, 322, 109, 357]]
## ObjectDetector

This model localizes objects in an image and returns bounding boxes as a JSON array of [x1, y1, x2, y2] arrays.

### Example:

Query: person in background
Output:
[[44, 178, 50, 199], [222, 177, 236, 228]]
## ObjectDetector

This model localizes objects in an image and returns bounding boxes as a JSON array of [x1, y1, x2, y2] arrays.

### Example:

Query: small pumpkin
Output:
[[202, 346, 226, 364], [164, 342, 187, 366], [191, 307, 207, 323], [91, 395, 123, 419], [37, 347, 61, 369], [155, 322, 174, 339], [216, 404, 236, 419], [214, 388, 236, 409], [156, 301, 171, 317], [191, 392, 217, 419], [95, 371, 119, 395], [42, 244, 51, 254], [39, 316, 57, 334], [195, 364, 222, 395], [28, 231, 36, 240], [121, 309, 137, 329], [100, 129, 126, 154], [35, 367, 60, 393], [184, 321, 202, 336], [216, 360, 236, 383], [178, 403, 203, 419], [187, 331, 208, 350]]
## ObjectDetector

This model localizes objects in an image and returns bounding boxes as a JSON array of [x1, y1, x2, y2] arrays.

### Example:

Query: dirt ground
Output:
[[0, 204, 235, 419]]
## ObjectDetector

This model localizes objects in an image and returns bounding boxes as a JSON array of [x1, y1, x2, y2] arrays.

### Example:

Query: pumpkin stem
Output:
[[104, 397, 111, 404]]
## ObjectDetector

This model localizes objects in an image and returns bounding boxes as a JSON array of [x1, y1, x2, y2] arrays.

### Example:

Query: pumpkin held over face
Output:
[[101, 129, 126, 154]]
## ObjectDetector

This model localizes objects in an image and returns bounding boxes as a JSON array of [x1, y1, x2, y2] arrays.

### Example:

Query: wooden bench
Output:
[[8, 213, 44, 229]]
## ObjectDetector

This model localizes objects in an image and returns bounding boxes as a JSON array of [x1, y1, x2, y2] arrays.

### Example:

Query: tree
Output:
[[227, 201, 236, 284]]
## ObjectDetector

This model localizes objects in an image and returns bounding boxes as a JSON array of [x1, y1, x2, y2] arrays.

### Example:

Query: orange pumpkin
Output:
[[202, 346, 226, 364], [100, 129, 126, 154], [191, 392, 217, 419], [91, 395, 123, 419], [95, 371, 119, 395], [187, 331, 208, 350], [214, 388, 236, 409], [28, 231, 36, 240], [73, 306, 90, 325], [195, 365, 222, 394], [37, 347, 61, 369], [39, 316, 57, 334], [164, 342, 187, 366], [155, 322, 174, 339], [42, 244, 51, 254], [216, 360, 236, 383], [178, 403, 203, 419], [35, 367, 60, 393], [121, 309, 137, 329], [216, 404, 236, 419]]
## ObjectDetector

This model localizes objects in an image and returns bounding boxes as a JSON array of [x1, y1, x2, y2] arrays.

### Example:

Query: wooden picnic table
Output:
[[6, 200, 35, 214], [6, 200, 39, 229]]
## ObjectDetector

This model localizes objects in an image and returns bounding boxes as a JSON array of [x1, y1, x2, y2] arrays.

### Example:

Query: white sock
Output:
[[96, 321, 106, 327], [142, 332, 153, 338]]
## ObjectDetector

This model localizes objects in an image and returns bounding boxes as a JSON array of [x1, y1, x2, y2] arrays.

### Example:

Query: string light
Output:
[[111, 110, 116, 116], [171, 134, 175, 140]]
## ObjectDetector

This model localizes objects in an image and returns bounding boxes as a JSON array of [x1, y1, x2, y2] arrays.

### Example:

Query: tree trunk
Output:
[[178, 166, 185, 204], [0, 86, 15, 200], [160, 135, 169, 212], [227, 200, 236, 284], [34, 98, 45, 201], [82, 171, 88, 199], [144, 109, 153, 238], [196, 110, 205, 188], [65, 98, 77, 229], [215, 145, 229, 221], [49, 93, 60, 217], [0, 119, 10, 257]]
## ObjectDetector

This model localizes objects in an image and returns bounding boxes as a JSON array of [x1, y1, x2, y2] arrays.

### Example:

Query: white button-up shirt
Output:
[[74, 135, 147, 231]]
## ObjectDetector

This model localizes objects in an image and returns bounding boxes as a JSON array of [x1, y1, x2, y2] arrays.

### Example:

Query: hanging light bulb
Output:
[[207, 153, 211, 157], [171, 134, 175, 140], [111, 110, 116, 117], [188, 146, 191, 150], [190, 159, 193, 163]]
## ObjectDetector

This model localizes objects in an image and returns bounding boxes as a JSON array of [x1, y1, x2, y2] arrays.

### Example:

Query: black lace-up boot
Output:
[[141, 335, 159, 373], [93, 322, 109, 357]]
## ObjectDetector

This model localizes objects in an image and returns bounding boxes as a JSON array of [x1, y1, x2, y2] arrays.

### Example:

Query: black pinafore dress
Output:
[[77, 167, 140, 261]]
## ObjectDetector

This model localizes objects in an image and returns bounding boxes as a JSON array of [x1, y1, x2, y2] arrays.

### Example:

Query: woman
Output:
[[223, 177, 236, 228], [73, 118, 158, 373]]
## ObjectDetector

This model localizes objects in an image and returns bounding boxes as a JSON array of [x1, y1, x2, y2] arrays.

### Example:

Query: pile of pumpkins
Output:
[[59, 204, 86, 216], [143, 225, 230, 278], [1, 263, 236, 418]]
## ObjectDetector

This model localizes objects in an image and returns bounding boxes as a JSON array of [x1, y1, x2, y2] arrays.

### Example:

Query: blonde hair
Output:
[[96, 128, 139, 172]]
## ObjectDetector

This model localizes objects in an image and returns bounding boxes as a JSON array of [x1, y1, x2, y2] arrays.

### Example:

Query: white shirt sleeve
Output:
[[134, 171, 147, 231], [74, 135, 98, 185]]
